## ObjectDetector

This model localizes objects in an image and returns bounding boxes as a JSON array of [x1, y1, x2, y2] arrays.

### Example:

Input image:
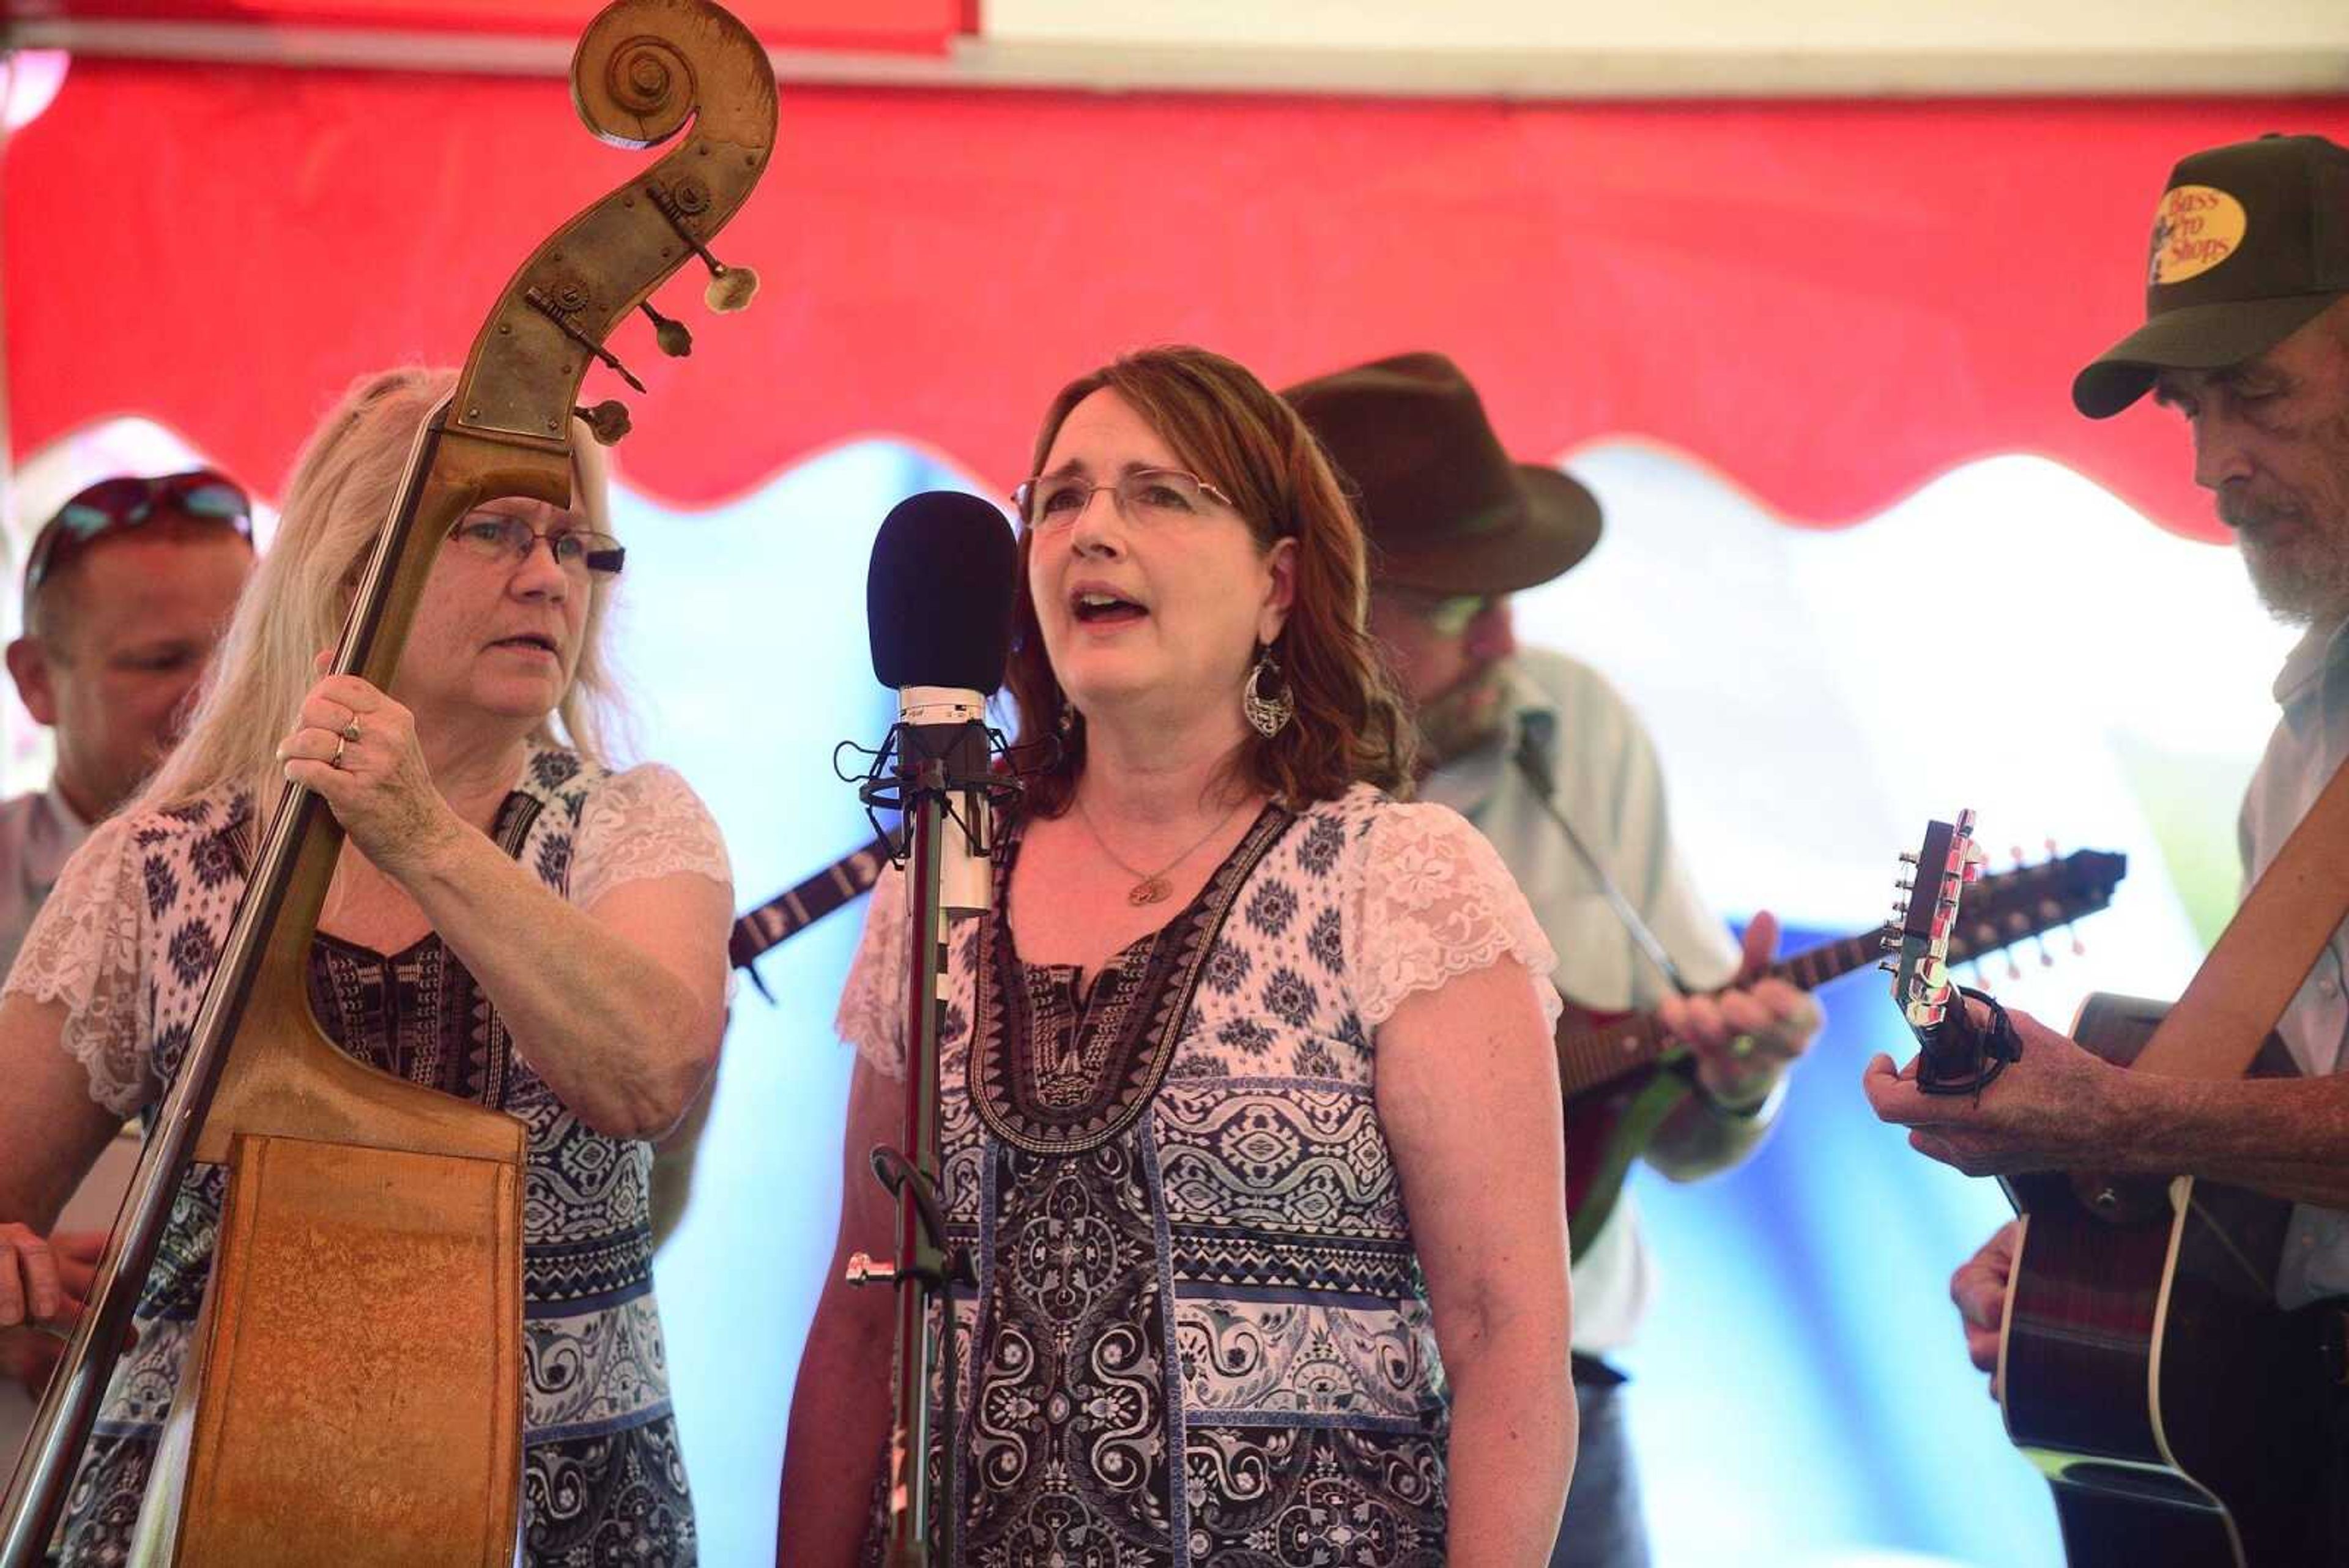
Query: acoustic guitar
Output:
[[1887, 812, 2340, 1567]]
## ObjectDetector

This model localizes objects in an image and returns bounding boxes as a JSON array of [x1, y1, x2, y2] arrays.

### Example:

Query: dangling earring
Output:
[[1243, 645, 1294, 738], [1057, 702, 1079, 738]]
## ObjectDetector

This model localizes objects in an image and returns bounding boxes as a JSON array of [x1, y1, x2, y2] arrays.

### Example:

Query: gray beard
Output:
[[2242, 535, 2349, 628]]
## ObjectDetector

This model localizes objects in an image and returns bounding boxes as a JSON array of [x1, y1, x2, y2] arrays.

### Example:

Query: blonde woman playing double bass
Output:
[[0, 368, 732, 1564]]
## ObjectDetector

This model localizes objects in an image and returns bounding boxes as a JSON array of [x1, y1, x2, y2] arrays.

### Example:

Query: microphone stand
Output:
[[846, 708, 1017, 1567]]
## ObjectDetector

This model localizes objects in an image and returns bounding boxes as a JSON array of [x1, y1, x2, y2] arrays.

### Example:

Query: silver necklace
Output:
[[1072, 790, 1249, 906]]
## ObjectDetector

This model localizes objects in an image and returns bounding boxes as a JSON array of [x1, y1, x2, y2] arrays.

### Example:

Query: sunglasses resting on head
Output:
[[22, 467, 254, 610]]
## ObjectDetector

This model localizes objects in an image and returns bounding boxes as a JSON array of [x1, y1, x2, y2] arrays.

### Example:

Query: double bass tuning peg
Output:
[[639, 301, 694, 358], [574, 399, 633, 446], [647, 180, 761, 314]]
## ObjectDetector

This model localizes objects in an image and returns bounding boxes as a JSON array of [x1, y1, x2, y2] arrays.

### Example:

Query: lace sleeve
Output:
[[1, 817, 154, 1115], [572, 764, 733, 909], [834, 863, 908, 1080], [1348, 801, 1563, 1033]]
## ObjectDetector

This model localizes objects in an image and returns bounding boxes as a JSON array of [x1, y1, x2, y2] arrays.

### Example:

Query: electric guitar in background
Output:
[[1886, 812, 2337, 1568], [729, 834, 895, 1000], [1564, 844, 2126, 1257]]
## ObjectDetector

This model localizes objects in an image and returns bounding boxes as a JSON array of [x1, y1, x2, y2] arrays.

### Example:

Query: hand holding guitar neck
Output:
[[1883, 810, 2023, 1096]]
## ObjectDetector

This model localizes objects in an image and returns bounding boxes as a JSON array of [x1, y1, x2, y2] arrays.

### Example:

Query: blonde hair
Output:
[[140, 366, 627, 818]]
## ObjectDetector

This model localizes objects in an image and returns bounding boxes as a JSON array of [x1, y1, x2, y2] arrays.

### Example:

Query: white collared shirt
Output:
[[2242, 617, 2349, 1306], [1417, 648, 1742, 1352], [0, 784, 89, 984]]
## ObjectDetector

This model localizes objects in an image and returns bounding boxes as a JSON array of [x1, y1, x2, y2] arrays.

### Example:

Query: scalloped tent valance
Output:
[[10, 59, 2344, 540]]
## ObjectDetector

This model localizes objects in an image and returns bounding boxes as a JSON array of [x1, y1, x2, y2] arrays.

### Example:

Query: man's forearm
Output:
[[2120, 1071, 2349, 1208], [1644, 1077, 1780, 1181]]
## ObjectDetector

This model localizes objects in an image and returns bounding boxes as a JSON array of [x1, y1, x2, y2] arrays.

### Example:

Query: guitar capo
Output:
[[1915, 984, 2024, 1102]]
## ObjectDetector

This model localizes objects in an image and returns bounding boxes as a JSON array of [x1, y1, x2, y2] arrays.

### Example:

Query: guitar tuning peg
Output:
[[574, 399, 632, 445], [1879, 932, 1900, 951], [1898, 850, 1919, 866], [1877, 959, 1897, 974], [1894, 875, 1914, 890], [639, 300, 694, 357]]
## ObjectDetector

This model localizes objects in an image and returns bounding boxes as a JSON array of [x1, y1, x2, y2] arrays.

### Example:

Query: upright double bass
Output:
[[0, 4, 774, 1561]]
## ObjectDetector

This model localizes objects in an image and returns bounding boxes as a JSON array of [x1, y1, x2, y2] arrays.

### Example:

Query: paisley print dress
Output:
[[836, 784, 1559, 1565], [3, 746, 730, 1566]]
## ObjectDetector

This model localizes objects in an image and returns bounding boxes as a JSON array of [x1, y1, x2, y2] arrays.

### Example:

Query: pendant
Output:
[[1127, 875, 1171, 906]]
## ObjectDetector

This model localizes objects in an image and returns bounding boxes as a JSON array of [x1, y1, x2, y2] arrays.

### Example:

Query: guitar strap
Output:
[[1510, 713, 1693, 997], [2135, 748, 2349, 1080]]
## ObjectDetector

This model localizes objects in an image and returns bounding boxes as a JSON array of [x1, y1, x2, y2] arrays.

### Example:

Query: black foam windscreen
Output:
[[867, 490, 1019, 693]]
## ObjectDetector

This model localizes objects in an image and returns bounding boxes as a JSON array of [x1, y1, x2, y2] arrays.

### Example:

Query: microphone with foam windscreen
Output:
[[866, 489, 1018, 913], [856, 490, 1018, 1563]]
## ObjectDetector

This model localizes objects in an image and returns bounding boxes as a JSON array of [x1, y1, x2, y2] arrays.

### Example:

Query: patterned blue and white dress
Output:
[[837, 783, 1559, 1565], [3, 745, 730, 1567]]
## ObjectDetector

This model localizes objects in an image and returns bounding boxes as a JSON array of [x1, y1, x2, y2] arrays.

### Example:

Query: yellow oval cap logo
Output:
[[2148, 184, 2247, 286]]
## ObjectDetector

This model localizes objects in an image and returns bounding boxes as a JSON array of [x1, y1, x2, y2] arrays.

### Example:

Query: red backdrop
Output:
[[0, 0, 962, 51], [10, 58, 2347, 538]]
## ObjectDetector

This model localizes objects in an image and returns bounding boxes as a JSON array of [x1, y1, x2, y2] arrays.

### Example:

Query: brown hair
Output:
[[1005, 345, 1412, 814]]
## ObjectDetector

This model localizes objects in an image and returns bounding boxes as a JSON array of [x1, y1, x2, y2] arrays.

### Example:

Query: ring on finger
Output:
[[339, 718, 362, 743], [331, 734, 349, 768]]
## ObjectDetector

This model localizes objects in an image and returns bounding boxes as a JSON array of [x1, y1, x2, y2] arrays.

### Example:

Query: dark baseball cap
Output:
[[2074, 133, 2349, 419]]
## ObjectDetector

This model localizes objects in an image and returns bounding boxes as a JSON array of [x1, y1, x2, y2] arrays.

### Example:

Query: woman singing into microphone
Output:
[[780, 346, 1576, 1564]]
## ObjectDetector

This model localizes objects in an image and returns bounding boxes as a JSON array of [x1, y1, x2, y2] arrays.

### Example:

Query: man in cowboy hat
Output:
[[1288, 352, 1822, 1568], [1868, 133, 2349, 1554]]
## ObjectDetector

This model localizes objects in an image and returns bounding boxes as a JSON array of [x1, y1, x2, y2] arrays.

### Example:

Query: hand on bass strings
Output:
[[276, 652, 461, 877], [1951, 1220, 2019, 1400], [0, 1226, 111, 1393], [1655, 910, 1822, 1110], [1861, 1000, 2129, 1176]]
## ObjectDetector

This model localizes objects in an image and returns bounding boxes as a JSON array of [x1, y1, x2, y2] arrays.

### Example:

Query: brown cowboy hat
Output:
[[1283, 351, 1600, 595]]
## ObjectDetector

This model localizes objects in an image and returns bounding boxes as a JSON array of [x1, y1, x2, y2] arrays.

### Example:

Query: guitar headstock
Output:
[[1944, 847, 2128, 972], [1883, 811, 1984, 1040]]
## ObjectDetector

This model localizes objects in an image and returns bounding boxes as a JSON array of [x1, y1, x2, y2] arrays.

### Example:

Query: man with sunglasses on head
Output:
[[0, 467, 254, 1473], [1, 469, 256, 976], [1287, 354, 1822, 1568]]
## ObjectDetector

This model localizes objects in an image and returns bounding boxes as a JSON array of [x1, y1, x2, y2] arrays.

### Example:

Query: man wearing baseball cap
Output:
[[1288, 353, 1822, 1568], [1868, 133, 2349, 1555]]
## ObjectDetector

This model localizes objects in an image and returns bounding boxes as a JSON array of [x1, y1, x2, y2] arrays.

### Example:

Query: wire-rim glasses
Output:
[[1012, 467, 1235, 532], [447, 511, 626, 578]]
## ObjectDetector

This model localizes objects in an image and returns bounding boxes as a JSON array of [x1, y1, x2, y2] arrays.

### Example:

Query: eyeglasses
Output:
[[23, 468, 253, 606], [447, 512, 626, 579], [1390, 590, 1497, 637], [1012, 467, 1235, 532]]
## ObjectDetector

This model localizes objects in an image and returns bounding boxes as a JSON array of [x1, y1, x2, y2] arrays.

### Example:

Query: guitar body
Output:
[[1998, 993, 2336, 1567], [1556, 1001, 1691, 1260]]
